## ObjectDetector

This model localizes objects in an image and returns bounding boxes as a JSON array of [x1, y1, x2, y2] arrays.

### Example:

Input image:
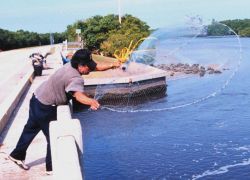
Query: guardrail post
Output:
[[50, 105, 83, 180]]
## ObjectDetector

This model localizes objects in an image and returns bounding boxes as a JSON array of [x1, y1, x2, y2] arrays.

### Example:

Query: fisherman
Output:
[[8, 48, 120, 174], [60, 51, 74, 65], [30, 52, 52, 76]]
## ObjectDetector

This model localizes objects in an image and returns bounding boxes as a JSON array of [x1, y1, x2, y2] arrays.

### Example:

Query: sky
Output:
[[1, 0, 250, 33]]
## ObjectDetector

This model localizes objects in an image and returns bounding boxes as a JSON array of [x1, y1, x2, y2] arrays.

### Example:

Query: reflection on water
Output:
[[73, 38, 250, 179]]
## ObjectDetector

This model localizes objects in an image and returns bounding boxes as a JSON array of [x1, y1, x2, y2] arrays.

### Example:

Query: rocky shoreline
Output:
[[154, 63, 223, 77]]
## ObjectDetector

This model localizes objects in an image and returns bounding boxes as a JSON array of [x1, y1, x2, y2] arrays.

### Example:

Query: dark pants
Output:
[[10, 94, 57, 171]]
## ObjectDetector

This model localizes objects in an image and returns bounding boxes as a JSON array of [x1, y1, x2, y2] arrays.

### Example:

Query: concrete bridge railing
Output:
[[0, 67, 34, 133], [50, 105, 83, 180]]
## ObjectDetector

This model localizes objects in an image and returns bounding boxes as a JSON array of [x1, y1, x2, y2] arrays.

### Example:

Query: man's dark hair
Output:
[[70, 49, 92, 69]]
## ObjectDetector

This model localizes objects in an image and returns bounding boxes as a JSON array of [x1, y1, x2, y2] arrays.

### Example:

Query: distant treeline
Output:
[[207, 19, 250, 36], [2, 17, 250, 52], [0, 29, 66, 51], [0, 14, 150, 55]]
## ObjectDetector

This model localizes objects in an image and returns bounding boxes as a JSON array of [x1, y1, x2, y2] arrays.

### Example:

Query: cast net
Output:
[[91, 18, 242, 112]]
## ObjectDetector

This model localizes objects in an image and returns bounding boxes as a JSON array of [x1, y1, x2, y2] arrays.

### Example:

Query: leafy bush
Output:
[[65, 14, 150, 57]]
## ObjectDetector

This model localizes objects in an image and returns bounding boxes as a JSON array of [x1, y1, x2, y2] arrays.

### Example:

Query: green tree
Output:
[[239, 27, 250, 37], [207, 19, 232, 36], [54, 32, 67, 43], [65, 14, 150, 56], [78, 14, 121, 49], [207, 19, 250, 37], [221, 19, 250, 34], [101, 14, 150, 56], [66, 23, 79, 42]]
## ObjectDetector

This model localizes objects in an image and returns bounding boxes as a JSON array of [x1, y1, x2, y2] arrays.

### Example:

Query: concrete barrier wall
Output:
[[0, 44, 57, 134], [50, 105, 83, 180], [0, 67, 34, 133], [0, 45, 84, 179]]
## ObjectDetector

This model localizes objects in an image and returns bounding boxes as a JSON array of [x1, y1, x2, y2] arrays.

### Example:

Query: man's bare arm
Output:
[[73, 91, 100, 110], [95, 61, 121, 71]]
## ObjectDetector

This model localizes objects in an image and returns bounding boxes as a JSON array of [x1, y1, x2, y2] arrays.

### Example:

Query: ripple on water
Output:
[[192, 158, 250, 180]]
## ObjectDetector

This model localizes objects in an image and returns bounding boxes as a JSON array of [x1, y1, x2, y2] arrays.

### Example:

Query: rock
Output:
[[207, 66, 213, 71], [214, 70, 222, 74], [192, 64, 199, 68], [192, 69, 199, 74], [200, 66, 205, 70], [199, 69, 206, 77], [208, 69, 215, 74], [155, 63, 222, 77], [184, 70, 193, 74]]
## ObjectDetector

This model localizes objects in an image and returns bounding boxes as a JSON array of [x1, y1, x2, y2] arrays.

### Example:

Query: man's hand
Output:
[[112, 61, 121, 68], [89, 99, 100, 110], [74, 92, 100, 110]]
